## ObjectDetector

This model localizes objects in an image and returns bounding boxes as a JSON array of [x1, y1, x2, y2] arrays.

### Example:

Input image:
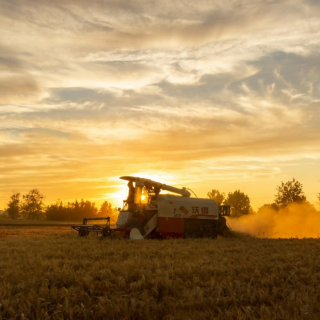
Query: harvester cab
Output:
[[72, 176, 230, 239]]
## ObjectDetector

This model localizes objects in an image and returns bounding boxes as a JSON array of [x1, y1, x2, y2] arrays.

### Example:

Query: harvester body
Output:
[[114, 176, 230, 239]]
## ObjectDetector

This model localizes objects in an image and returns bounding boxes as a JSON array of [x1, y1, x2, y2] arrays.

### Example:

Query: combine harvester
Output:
[[72, 176, 230, 239]]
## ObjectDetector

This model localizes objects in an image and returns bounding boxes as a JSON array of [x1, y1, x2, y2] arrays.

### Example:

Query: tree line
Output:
[[3, 178, 320, 220], [208, 178, 319, 218], [4, 189, 117, 221]]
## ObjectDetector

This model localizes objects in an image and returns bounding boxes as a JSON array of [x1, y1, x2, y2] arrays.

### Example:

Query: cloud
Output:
[[2, 0, 319, 52], [3, 49, 320, 156], [3, 128, 70, 140], [0, 76, 41, 104]]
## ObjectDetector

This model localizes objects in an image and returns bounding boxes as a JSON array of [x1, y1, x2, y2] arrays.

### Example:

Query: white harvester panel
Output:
[[116, 211, 132, 228], [157, 195, 219, 220]]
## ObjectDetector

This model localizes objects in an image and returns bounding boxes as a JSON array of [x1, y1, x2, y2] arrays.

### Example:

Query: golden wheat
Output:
[[0, 228, 319, 319]]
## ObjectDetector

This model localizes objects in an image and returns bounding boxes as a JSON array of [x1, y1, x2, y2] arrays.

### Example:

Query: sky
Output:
[[1, 0, 320, 211]]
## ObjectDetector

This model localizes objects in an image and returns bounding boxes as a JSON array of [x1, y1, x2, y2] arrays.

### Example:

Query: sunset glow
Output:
[[1, 0, 320, 211]]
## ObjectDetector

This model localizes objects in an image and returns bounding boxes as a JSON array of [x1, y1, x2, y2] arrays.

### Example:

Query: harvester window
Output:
[[141, 187, 149, 204], [134, 185, 142, 204], [122, 201, 129, 211]]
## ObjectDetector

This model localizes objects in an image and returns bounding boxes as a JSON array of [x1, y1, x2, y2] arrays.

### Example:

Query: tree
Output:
[[274, 178, 306, 207], [98, 201, 118, 221], [98, 200, 114, 216], [258, 203, 279, 212], [79, 199, 98, 218], [66, 199, 98, 221], [5, 193, 21, 219], [207, 189, 225, 204], [46, 199, 99, 221], [21, 189, 45, 220], [224, 190, 251, 218], [317, 193, 320, 203], [46, 200, 72, 221]]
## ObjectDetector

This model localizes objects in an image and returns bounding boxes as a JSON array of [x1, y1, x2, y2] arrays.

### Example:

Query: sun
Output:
[[104, 183, 128, 209]]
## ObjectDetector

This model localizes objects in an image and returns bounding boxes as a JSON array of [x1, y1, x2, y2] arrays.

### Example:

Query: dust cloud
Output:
[[227, 202, 320, 238]]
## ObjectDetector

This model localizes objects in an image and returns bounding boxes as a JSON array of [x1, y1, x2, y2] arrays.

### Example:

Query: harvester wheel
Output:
[[211, 227, 218, 239], [100, 227, 112, 240], [202, 225, 217, 239], [78, 227, 89, 237], [128, 220, 145, 236], [218, 216, 228, 234]]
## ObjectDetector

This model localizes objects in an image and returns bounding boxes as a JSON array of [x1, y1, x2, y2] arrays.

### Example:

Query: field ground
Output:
[[0, 219, 114, 238], [0, 225, 320, 319], [0, 219, 90, 226]]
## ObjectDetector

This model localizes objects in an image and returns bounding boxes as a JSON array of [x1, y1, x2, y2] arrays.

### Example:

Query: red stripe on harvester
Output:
[[188, 214, 217, 219]]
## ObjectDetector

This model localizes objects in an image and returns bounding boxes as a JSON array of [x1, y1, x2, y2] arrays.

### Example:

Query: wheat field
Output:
[[0, 228, 320, 320]]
